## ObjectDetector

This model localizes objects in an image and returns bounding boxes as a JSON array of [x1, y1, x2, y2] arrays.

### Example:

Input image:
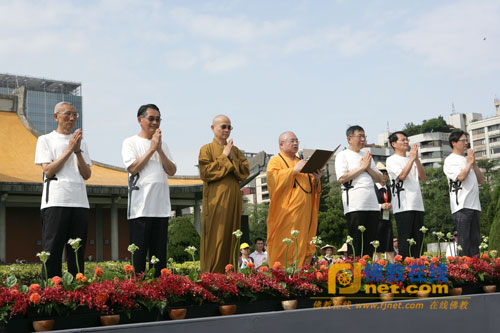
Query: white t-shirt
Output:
[[122, 135, 175, 219], [335, 149, 381, 213], [385, 154, 425, 214], [250, 251, 268, 267], [443, 153, 481, 214], [34, 131, 92, 209]]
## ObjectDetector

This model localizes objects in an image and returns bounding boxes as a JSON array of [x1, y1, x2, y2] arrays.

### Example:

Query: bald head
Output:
[[279, 131, 299, 157], [213, 114, 231, 126]]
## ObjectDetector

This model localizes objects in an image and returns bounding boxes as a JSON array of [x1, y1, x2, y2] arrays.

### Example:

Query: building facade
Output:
[[0, 73, 82, 135]]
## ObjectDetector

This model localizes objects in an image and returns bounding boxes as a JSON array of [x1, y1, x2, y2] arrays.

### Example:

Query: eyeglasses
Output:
[[350, 135, 366, 139], [220, 125, 233, 130], [144, 116, 162, 122], [457, 139, 468, 143], [397, 138, 409, 142], [57, 111, 79, 119]]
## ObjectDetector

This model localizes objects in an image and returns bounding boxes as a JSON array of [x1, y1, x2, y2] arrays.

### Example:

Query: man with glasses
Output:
[[386, 131, 426, 259], [266, 131, 321, 267], [35, 102, 91, 278], [335, 125, 382, 257], [444, 130, 484, 257], [198, 115, 249, 273], [122, 104, 176, 276]]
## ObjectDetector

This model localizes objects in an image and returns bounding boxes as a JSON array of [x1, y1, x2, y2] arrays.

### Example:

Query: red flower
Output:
[[272, 262, 281, 270], [124, 265, 134, 274], [51, 276, 62, 286], [315, 271, 323, 280], [246, 262, 255, 269], [29, 284, 41, 293], [29, 292, 41, 305], [447, 256, 455, 263], [225, 264, 234, 273], [362, 255, 370, 260], [259, 266, 269, 272], [161, 268, 172, 276], [394, 255, 402, 262], [481, 254, 490, 261], [404, 257, 414, 265], [319, 264, 328, 272], [431, 257, 440, 264], [94, 266, 104, 277], [358, 259, 366, 266]]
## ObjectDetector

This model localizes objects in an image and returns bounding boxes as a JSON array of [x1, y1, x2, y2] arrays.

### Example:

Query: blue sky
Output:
[[1, 0, 499, 174]]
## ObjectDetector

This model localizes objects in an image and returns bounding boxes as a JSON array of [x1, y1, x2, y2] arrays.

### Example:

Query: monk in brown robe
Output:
[[198, 115, 250, 273], [266, 131, 321, 268]]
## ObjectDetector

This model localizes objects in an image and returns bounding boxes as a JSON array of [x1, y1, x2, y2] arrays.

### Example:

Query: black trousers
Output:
[[128, 217, 169, 277], [346, 211, 380, 257], [40, 207, 89, 279], [453, 208, 480, 257], [394, 211, 424, 259]]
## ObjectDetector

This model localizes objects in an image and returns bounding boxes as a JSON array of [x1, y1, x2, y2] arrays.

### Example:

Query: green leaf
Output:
[[5, 275, 17, 289], [62, 271, 74, 289]]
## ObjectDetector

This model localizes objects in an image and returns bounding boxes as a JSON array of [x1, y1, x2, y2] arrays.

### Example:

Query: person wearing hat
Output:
[[337, 243, 348, 260], [238, 243, 254, 268], [374, 162, 395, 262], [320, 244, 337, 265]]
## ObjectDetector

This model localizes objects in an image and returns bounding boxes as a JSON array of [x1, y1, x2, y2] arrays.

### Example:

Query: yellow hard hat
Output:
[[240, 242, 250, 249]]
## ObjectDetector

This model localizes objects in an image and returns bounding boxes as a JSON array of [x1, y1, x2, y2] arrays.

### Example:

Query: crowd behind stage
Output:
[[34, 102, 484, 278]]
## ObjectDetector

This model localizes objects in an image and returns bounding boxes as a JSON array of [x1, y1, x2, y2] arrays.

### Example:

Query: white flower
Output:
[[407, 238, 416, 245], [482, 236, 489, 243], [291, 230, 299, 238], [358, 226, 366, 233], [232, 230, 243, 239], [310, 236, 323, 246], [434, 232, 444, 240], [370, 240, 380, 248], [457, 245, 463, 252], [36, 251, 50, 263], [282, 238, 292, 245], [150, 255, 159, 265], [479, 243, 488, 250], [128, 244, 139, 253], [420, 226, 428, 233], [346, 236, 353, 245], [67, 238, 82, 250], [185, 246, 197, 256], [446, 232, 453, 240]]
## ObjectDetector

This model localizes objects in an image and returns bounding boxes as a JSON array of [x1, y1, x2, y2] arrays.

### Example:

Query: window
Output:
[[488, 124, 500, 132], [260, 177, 267, 184], [473, 139, 486, 146], [491, 147, 500, 155], [475, 150, 486, 157], [472, 128, 485, 135], [262, 193, 270, 200], [261, 185, 268, 192], [490, 136, 500, 143]]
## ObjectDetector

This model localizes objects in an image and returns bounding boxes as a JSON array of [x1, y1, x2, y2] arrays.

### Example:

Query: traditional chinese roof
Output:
[[0, 110, 202, 189]]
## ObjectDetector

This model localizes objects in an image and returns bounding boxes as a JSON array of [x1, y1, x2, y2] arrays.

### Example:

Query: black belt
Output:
[[449, 179, 462, 206], [128, 173, 140, 218], [43, 174, 58, 204], [342, 180, 354, 206], [391, 179, 405, 209]]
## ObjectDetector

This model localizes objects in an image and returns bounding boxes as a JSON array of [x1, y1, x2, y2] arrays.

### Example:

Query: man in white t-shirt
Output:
[[335, 125, 383, 257], [122, 104, 176, 276], [443, 130, 484, 257], [34, 102, 92, 278], [249, 237, 267, 267], [386, 131, 426, 259]]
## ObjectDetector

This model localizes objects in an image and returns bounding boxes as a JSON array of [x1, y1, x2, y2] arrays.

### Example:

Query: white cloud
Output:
[[285, 26, 382, 56], [203, 53, 247, 73], [394, 0, 500, 73], [165, 50, 198, 70], [169, 7, 293, 43]]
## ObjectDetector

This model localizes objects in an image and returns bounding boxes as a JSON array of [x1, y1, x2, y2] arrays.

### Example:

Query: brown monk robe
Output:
[[198, 115, 249, 273], [266, 131, 321, 268]]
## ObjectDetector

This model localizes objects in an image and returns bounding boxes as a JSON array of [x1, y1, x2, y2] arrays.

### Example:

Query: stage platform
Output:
[[50, 293, 500, 333]]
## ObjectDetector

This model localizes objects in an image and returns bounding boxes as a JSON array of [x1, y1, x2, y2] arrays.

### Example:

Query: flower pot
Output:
[[332, 296, 345, 306], [380, 293, 394, 302], [219, 304, 237, 316], [482, 285, 496, 293], [100, 314, 120, 326], [416, 290, 430, 298], [168, 308, 187, 320], [33, 319, 55, 332], [281, 299, 298, 310], [449, 287, 462, 296]]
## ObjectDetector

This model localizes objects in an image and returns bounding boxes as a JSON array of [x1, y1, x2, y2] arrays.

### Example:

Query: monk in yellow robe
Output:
[[198, 115, 250, 273], [266, 131, 321, 268]]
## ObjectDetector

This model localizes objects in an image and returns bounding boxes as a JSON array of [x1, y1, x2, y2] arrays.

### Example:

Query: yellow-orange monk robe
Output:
[[199, 139, 249, 273], [266, 153, 321, 268]]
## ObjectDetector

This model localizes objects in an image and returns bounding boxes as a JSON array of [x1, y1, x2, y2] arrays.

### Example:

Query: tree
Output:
[[488, 185, 500, 251], [403, 122, 421, 136], [246, 203, 268, 244], [402, 116, 450, 136], [317, 180, 347, 248], [477, 158, 499, 185], [167, 215, 200, 262]]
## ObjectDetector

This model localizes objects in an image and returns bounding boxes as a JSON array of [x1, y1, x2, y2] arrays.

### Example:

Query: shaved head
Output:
[[279, 131, 295, 145], [213, 114, 231, 126]]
